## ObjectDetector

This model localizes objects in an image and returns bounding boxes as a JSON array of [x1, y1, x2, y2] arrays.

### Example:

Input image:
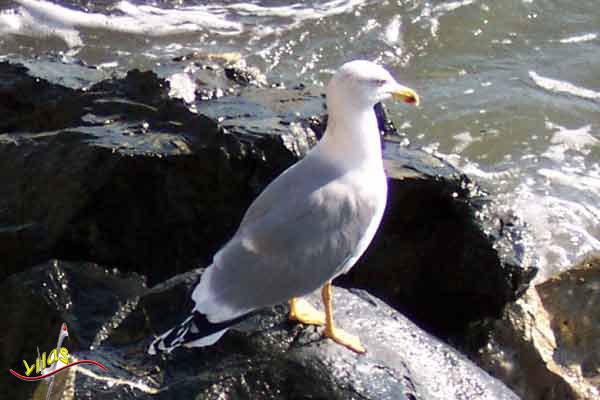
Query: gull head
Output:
[[327, 60, 419, 110]]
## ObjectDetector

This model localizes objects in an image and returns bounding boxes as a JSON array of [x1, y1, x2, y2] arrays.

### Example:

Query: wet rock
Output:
[[475, 253, 600, 400], [168, 52, 267, 102], [339, 143, 537, 345], [0, 61, 312, 283], [0, 260, 146, 400], [0, 59, 534, 349], [1, 260, 519, 400], [0, 61, 87, 133]]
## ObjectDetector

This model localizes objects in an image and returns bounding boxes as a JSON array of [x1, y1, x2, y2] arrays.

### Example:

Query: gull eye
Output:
[[367, 78, 387, 87]]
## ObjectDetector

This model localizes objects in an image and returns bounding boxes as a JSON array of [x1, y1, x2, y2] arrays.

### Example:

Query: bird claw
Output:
[[324, 326, 366, 353], [289, 298, 326, 326]]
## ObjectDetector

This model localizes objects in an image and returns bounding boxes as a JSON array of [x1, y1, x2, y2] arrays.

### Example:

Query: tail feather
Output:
[[148, 312, 248, 355]]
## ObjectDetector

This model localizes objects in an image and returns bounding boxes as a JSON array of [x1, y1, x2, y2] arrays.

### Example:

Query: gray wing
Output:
[[192, 155, 385, 323]]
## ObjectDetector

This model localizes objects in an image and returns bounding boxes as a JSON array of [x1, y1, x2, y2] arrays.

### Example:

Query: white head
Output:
[[326, 60, 419, 111]]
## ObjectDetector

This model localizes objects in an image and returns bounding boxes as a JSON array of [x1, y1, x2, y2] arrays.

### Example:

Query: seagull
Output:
[[149, 60, 419, 354]]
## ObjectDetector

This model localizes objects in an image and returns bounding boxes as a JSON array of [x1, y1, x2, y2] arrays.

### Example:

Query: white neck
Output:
[[316, 101, 383, 168]]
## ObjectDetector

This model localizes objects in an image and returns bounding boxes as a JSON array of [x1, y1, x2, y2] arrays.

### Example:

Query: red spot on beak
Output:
[[63, 326, 67, 331]]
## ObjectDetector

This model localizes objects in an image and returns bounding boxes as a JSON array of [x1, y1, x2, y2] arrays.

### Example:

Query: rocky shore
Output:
[[1, 57, 595, 399]]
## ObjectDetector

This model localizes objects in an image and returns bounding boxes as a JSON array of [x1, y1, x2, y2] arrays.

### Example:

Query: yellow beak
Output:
[[391, 87, 420, 106]]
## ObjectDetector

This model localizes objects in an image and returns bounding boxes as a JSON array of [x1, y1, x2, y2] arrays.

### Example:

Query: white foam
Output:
[[112, 1, 242, 35], [491, 177, 600, 283], [228, 0, 369, 20], [559, 33, 598, 44], [538, 168, 600, 197], [383, 15, 402, 45], [434, 131, 600, 282], [167, 68, 197, 104], [512, 186, 600, 282], [542, 122, 599, 162], [412, 0, 474, 38], [452, 131, 478, 153], [2, 0, 377, 47], [432, 0, 475, 13], [508, 121, 600, 279], [227, 0, 370, 37], [547, 122, 599, 151], [0, 3, 83, 47], [529, 70, 600, 101], [2, 0, 243, 47]]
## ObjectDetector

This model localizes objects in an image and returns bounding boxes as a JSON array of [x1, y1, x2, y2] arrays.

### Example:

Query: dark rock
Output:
[[1, 260, 519, 400], [0, 61, 86, 133], [0, 61, 315, 283], [339, 143, 537, 347], [224, 65, 261, 86], [0, 260, 146, 400], [0, 59, 535, 351]]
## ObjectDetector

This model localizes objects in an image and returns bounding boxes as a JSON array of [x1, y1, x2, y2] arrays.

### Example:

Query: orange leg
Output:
[[321, 282, 365, 353], [289, 297, 325, 325]]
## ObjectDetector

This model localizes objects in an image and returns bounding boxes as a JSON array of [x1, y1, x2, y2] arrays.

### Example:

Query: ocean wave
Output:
[[1, 0, 377, 47], [1, 0, 243, 47], [559, 33, 598, 44], [529, 70, 600, 101]]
